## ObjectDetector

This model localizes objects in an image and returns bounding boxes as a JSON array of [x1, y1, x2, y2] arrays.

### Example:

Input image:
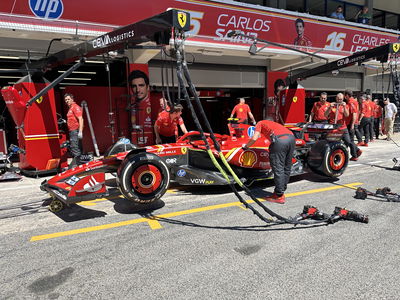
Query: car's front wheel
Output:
[[117, 152, 170, 203]]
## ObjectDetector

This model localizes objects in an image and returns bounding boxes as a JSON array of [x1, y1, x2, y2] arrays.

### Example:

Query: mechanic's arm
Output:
[[350, 112, 357, 129], [78, 116, 84, 139], [180, 123, 188, 135], [242, 131, 260, 149], [154, 125, 162, 144], [324, 106, 332, 118], [248, 111, 256, 125], [343, 104, 349, 117], [308, 112, 314, 122]]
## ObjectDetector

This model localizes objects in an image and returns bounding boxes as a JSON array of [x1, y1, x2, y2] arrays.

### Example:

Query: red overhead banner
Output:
[[1, 0, 398, 53]]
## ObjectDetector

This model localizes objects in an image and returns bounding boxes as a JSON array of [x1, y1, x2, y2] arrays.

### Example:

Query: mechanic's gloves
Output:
[[252, 121, 257, 126], [78, 131, 83, 139], [242, 144, 249, 150]]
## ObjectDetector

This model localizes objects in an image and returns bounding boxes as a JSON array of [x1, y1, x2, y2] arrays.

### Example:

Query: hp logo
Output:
[[176, 169, 186, 177], [29, 0, 64, 19], [247, 126, 255, 138]]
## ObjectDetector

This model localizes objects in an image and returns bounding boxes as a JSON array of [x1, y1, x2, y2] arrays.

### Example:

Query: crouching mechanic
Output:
[[242, 120, 295, 204], [154, 104, 188, 144]]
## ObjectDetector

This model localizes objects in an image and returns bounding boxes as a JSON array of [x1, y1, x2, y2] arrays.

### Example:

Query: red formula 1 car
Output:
[[41, 120, 349, 212]]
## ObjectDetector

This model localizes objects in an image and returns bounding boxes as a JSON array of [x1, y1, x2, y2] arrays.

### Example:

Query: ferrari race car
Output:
[[41, 120, 349, 212]]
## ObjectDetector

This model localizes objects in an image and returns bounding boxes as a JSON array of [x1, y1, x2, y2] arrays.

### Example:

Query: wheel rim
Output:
[[131, 164, 162, 194], [49, 199, 63, 213], [329, 149, 346, 170]]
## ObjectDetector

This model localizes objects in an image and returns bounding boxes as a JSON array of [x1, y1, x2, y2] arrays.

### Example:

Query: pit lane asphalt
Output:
[[1, 137, 400, 299]]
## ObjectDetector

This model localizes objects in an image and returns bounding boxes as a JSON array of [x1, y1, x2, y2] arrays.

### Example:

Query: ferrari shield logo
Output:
[[36, 96, 43, 104], [293, 96, 298, 103], [393, 43, 400, 53], [178, 12, 187, 28]]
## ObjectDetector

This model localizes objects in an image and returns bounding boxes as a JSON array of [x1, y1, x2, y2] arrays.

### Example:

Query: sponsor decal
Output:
[[166, 158, 177, 164], [247, 126, 255, 138], [146, 107, 151, 114], [190, 178, 215, 184], [181, 147, 187, 154], [138, 136, 148, 144], [82, 176, 102, 193], [65, 176, 79, 186], [177, 169, 186, 177], [29, 0, 64, 19], [239, 150, 257, 167], [92, 30, 135, 49], [260, 151, 269, 157], [85, 165, 103, 172], [53, 190, 66, 200], [293, 96, 298, 103], [259, 161, 269, 168], [178, 11, 188, 28]]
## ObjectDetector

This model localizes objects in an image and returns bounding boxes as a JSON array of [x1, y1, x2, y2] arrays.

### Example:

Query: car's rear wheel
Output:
[[322, 143, 348, 177], [117, 152, 170, 203]]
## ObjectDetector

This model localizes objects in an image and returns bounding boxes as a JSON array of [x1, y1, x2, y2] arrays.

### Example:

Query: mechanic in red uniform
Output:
[[373, 99, 383, 139], [344, 89, 362, 144], [242, 120, 295, 204], [64, 93, 84, 165], [230, 98, 256, 125], [358, 95, 373, 146], [325, 93, 361, 161], [368, 95, 376, 142], [293, 18, 312, 51], [308, 92, 329, 123], [154, 104, 188, 144]]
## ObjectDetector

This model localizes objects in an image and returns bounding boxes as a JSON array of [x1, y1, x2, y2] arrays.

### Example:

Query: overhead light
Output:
[[0, 76, 22, 78], [7, 82, 16, 85], [76, 60, 105, 64], [0, 56, 20, 59], [58, 71, 96, 74], [59, 87, 66, 89], [0, 68, 21, 71], [64, 77, 92, 81], [59, 82, 87, 86]]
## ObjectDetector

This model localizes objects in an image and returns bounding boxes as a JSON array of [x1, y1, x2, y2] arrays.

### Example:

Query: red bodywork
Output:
[[1, 81, 68, 173]]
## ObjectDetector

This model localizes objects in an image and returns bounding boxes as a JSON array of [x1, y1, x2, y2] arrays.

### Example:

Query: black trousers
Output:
[[369, 117, 375, 140], [342, 128, 359, 158], [69, 130, 83, 166], [347, 124, 362, 143], [374, 118, 381, 139], [269, 135, 295, 196], [160, 135, 176, 144], [359, 117, 371, 143]]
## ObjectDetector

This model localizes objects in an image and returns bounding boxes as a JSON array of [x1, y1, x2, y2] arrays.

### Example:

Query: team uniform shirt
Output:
[[231, 103, 251, 122], [294, 35, 312, 51], [67, 103, 83, 131], [255, 120, 293, 141], [345, 97, 360, 125], [373, 104, 383, 118], [155, 111, 184, 137], [362, 101, 374, 118], [327, 104, 348, 128], [311, 101, 330, 121]]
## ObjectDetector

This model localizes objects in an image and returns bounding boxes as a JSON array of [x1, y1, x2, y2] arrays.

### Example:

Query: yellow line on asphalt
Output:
[[30, 182, 362, 242]]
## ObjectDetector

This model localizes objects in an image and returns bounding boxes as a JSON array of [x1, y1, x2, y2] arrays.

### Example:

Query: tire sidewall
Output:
[[117, 152, 170, 203], [322, 142, 349, 177]]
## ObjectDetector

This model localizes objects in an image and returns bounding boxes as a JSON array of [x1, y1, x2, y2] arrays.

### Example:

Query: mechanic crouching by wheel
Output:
[[154, 104, 188, 144], [325, 93, 362, 161], [242, 120, 295, 204]]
